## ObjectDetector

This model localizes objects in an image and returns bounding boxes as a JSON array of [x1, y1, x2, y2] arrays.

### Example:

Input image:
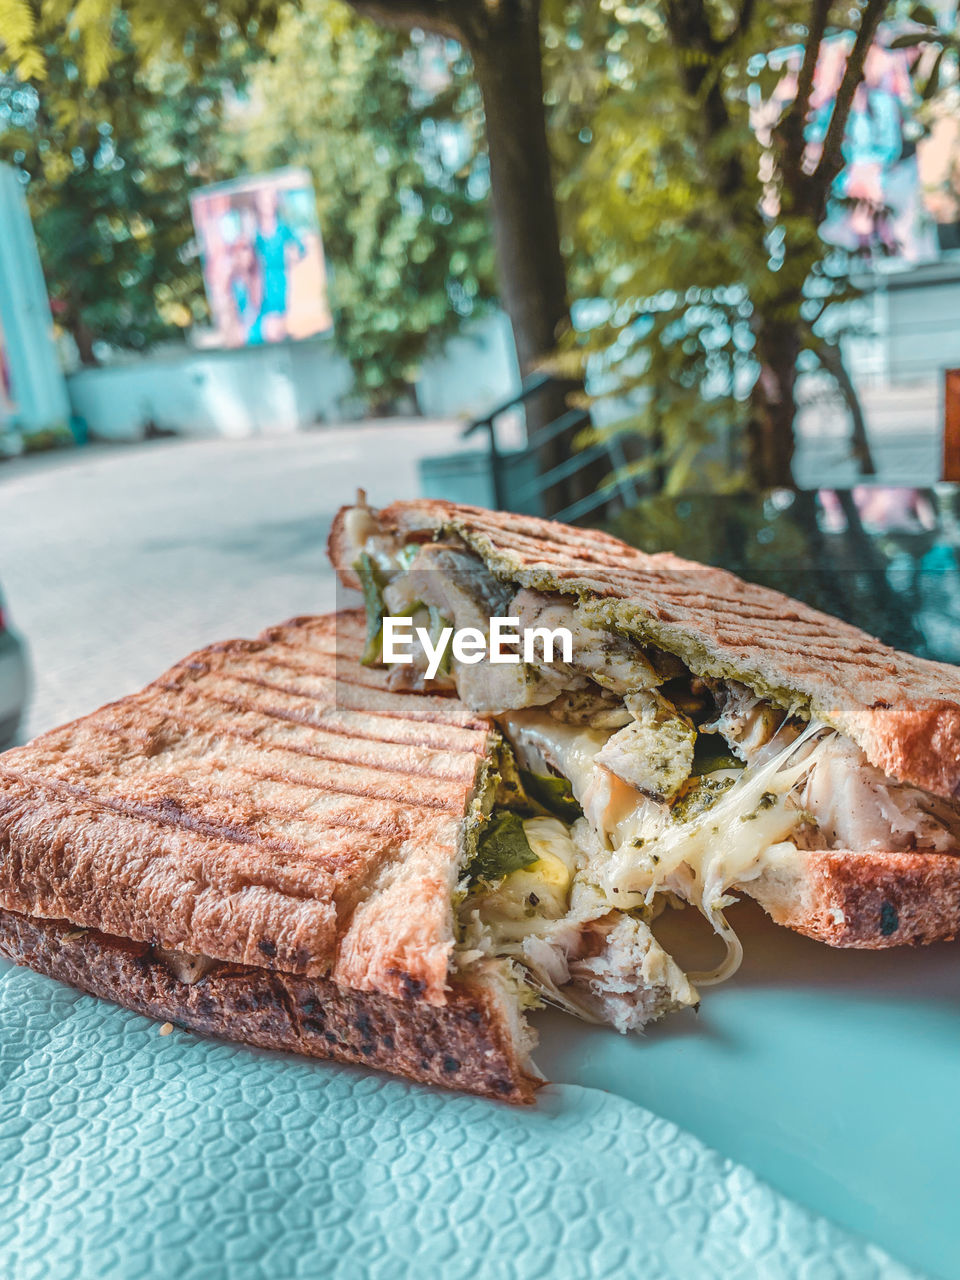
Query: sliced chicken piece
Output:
[[595, 690, 696, 802]]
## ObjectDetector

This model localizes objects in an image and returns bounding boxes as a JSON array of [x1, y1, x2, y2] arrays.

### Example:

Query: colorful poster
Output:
[[190, 168, 333, 347], [757, 31, 960, 262]]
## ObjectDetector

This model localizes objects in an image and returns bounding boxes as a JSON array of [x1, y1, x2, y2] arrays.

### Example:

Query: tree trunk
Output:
[[464, 1, 605, 517], [70, 314, 100, 368], [748, 323, 800, 488], [464, 4, 562, 379], [815, 339, 876, 476], [348, 0, 608, 516]]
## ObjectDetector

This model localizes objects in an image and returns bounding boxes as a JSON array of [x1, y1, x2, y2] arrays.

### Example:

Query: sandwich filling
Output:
[[344, 506, 960, 1024]]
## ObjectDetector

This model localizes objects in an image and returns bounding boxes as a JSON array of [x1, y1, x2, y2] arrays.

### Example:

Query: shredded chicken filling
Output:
[[349, 520, 960, 1013], [456, 814, 697, 1030]]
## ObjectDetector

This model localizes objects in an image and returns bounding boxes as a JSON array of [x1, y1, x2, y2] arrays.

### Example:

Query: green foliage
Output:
[[541, 1, 955, 491], [227, 0, 496, 405], [19, 420, 74, 452], [5, 0, 954, 460], [469, 810, 537, 885], [0, 0, 284, 85], [0, 26, 248, 360], [1, 0, 493, 395], [539, 2, 839, 490]]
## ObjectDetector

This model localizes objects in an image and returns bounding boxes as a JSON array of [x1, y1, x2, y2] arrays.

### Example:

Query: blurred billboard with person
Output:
[[756, 30, 960, 263], [190, 168, 333, 347]]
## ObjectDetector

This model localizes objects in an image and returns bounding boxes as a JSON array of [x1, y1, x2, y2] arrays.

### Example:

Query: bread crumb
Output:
[[158, 1022, 174, 1036]]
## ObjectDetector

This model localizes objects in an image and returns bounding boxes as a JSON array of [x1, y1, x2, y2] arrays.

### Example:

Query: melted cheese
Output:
[[501, 711, 610, 796], [501, 710, 646, 836], [500, 709, 833, 984], [457, 815, 697, 1027]]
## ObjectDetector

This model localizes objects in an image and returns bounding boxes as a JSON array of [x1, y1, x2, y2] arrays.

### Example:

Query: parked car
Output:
[[0, 585, 29, 748]]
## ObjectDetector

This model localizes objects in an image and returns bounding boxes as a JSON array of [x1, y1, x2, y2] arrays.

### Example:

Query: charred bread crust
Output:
[[0, 610, 495, 1003], [746, 847, 960, 948], [326, 519, 363, 593], [0, 907, 539, 1104], [329, 499, 960, 799]]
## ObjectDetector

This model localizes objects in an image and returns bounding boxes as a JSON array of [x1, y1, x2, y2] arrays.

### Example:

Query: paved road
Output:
[[0, 421, 467, 741]]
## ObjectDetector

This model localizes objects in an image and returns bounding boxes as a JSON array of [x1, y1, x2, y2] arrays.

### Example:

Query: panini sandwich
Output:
[[330, 497, 960, 990], [0, 610, 694, 1103]]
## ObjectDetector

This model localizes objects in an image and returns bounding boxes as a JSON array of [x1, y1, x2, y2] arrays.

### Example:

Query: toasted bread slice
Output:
[[0, 611, 538, 1102], [0, 908, 530, 1102], [329, 499, 960, 950]]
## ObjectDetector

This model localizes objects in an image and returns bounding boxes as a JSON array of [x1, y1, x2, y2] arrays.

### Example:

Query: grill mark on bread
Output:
[[7, 730, 472, 815], [142, 709, 482, 783], [34, 695, 484, 790], [339, 499, 960, 798], [208, 645, 403, 694], [0, 611, 486, 995], [156, 668, 484, 732], [140, 687, 489, 757], [0, 778, 342, 972], [1, 758, 458, 856], [0, 765, 405, 866]]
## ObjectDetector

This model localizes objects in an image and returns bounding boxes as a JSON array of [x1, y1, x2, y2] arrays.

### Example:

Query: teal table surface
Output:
[[1, 900, 954, 1279], [536, 899, 959, 1280]]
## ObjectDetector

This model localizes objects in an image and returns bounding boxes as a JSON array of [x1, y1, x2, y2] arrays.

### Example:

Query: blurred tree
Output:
[[343, 0, 596, 508], [0, 32, 246, 363], [543, 1, 954, 490], [5, 0, 951, 496], [229, 1, 495, 408], [0, 0, 597, 510]]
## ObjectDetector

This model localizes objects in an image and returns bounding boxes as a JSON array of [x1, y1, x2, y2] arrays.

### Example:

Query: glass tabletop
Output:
[[607, 486, 960, 664]]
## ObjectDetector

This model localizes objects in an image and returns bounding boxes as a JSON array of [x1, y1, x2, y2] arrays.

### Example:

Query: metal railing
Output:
[[461, 374, 640, 523]]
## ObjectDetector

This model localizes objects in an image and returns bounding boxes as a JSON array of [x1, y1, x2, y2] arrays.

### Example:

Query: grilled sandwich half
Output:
[[330, 497, 960, 990], [0, 610, 696, 1103]]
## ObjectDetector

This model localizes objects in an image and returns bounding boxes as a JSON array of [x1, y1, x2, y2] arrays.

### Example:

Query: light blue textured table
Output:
[[2, 898, 955, 1278]]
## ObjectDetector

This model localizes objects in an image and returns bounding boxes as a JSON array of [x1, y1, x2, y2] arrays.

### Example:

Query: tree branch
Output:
[[664, 0, 720, 64], [814, 337, 877, 475], [722, 0, 757, 51], [778, 0, 831, 184], [809, 0, 885, 212], [343, 0, 467, 40]]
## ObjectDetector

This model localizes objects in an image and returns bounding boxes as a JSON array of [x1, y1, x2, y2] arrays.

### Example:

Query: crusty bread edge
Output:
[[0, 907, 540, 1104], [746, 846, 960, 948], [327, 514, 363, 592]]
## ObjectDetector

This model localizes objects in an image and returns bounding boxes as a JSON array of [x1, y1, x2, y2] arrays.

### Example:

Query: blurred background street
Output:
[[0, 7, 959, 1277], [0, 420, 466, 740]]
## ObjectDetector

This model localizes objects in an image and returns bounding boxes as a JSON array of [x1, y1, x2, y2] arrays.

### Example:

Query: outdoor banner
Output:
[[756, 30, 960, 262], [190, 167, 333, 347]]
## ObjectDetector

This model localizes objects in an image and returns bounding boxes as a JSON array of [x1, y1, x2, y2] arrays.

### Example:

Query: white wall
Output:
[[879, 260, 960, 384], [415, 311, 519, 418], [67, 336, 354, 440], [66, 311, 519, 440]]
